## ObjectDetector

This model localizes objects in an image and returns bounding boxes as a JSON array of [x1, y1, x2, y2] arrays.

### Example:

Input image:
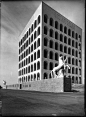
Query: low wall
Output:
[[22, 77, 63, 93], [6, 76, 72, 92]]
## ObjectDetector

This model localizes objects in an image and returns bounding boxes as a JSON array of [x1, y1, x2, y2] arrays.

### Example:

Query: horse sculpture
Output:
[[51, 55, 70, 78]]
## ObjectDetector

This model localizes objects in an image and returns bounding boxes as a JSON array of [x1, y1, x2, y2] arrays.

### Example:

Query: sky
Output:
[[0, 0, 85, 86]]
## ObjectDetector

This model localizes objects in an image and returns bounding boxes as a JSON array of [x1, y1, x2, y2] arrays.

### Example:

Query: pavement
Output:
[[0, 88, 85, 116]]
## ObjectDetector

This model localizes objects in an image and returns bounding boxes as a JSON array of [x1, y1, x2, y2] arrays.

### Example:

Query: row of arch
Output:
[[19, 39, 40, 61], [44, 37, 81, 50], [44, 14, 81, 41], [44, 49, 81, 60], [19, 15, 40, 47], [19, 30, 40, 55], [19, 61, 40, 76], [19, 50, 40, 69], [19, 72, 40, 83]]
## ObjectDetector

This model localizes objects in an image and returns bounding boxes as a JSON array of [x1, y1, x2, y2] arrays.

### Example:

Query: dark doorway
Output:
[[20, 84, 22, 89]]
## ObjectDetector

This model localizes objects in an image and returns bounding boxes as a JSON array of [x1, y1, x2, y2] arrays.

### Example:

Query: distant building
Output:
[[18, 2, 82, 85]]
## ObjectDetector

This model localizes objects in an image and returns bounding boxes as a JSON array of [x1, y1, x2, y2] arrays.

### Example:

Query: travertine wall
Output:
[[21, 77, 63, 92]]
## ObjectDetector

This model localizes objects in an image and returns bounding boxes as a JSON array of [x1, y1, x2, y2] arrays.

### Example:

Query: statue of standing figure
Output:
[[51, 55, 70, 78]]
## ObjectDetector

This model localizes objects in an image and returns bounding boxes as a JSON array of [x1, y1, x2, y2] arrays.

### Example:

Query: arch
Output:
[[37, 38, 40, 47], [34, 74, 36, 80], [64, 36, 67, 44], [55, 42, 58, 50], [55, 21, 58, 29], [31, 74, 33, 81], [50, 18, 54, 26], [64, 26, 67, 34], [76, 68, 78, 74], [72, 31, 74, 38], [44, 73, 48, 79], [60, 24, 63, 32], [34, 63, 36, 71], [37, 27, 40, 36], [49, 51, 53, 59], [37, 61, 40, 70], [68, 47, 71, 55], [31, 64, 33, 72], [60, 34, 63, 42], [55, 53, 58, 61], [72, 67, 75, 74], [49, 29, 54, 37], [44, 26, 48, 35], [68, 38, 71, 45], [72, 58, 75, 65], [72, 76, 74, 83], [34, 41, 36, 50], [31, 34, 33, 42], [68, 29, 71, 36], [44, 14, 48, 23], [72, 49, 75, 56], [55, 31, 58, 39], [44, 37, 48, 46], [68, 57, 71, 64], [34, 52, 36, 60], [37, 50, 40, 58], [34, 20, 37, 29], [76, 59, 78, 66], [31, 44, 33, 52], [49, 73, 52, 78], [60, 44, 63, 52], [75, 33, 78, 40], [44, 49, 48, 58], [38, 15, 40, 24], [37, 72, 40, 80], [49, 62, 53, 70], [49, 40, 53, 48], [34, 31, 36, 39], [28, 75, 30, 81], [44, 61, 48, 69], [31, 54, 33, 62], [72, 40, 74, 47], [31, 24, 33, 32]]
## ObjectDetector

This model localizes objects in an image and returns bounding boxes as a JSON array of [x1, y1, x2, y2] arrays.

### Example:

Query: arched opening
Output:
[[37, 38, 40, 47], [49, 62, 53, 70], [44, 14, 48, 23], [60, 34, 63, 42], [49, 51, 53, 59], [37, 50, 40, 58], [64, 26, 67, 34], [60, 24, 63, 32], [60, 44, 63, 52], [37, 27, 40, 36], [68, 47, 71, 55], [55, 31, 58, 39], [50, 29, 53, 37], [38, 15, 40, 24], [55, 53, 58, 61], [50, 18, 54, 26], [44, 49, 48, 58], [55, 21, 58, 29], [44, 26, 48, 35], [37, 73, 40, 80], [55, 42, 58, 50], [49, 40, 53, 48], [44, 37, 48, 46], [44, 61, 48, 69], [44, 73, 48, 79], [37, 61, 40, 70]]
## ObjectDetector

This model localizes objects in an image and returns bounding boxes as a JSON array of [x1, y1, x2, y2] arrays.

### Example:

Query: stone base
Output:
[[6, 76, 72, 93]]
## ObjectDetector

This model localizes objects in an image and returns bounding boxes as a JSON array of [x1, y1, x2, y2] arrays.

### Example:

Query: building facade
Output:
[[18, 2, 82, 86]]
